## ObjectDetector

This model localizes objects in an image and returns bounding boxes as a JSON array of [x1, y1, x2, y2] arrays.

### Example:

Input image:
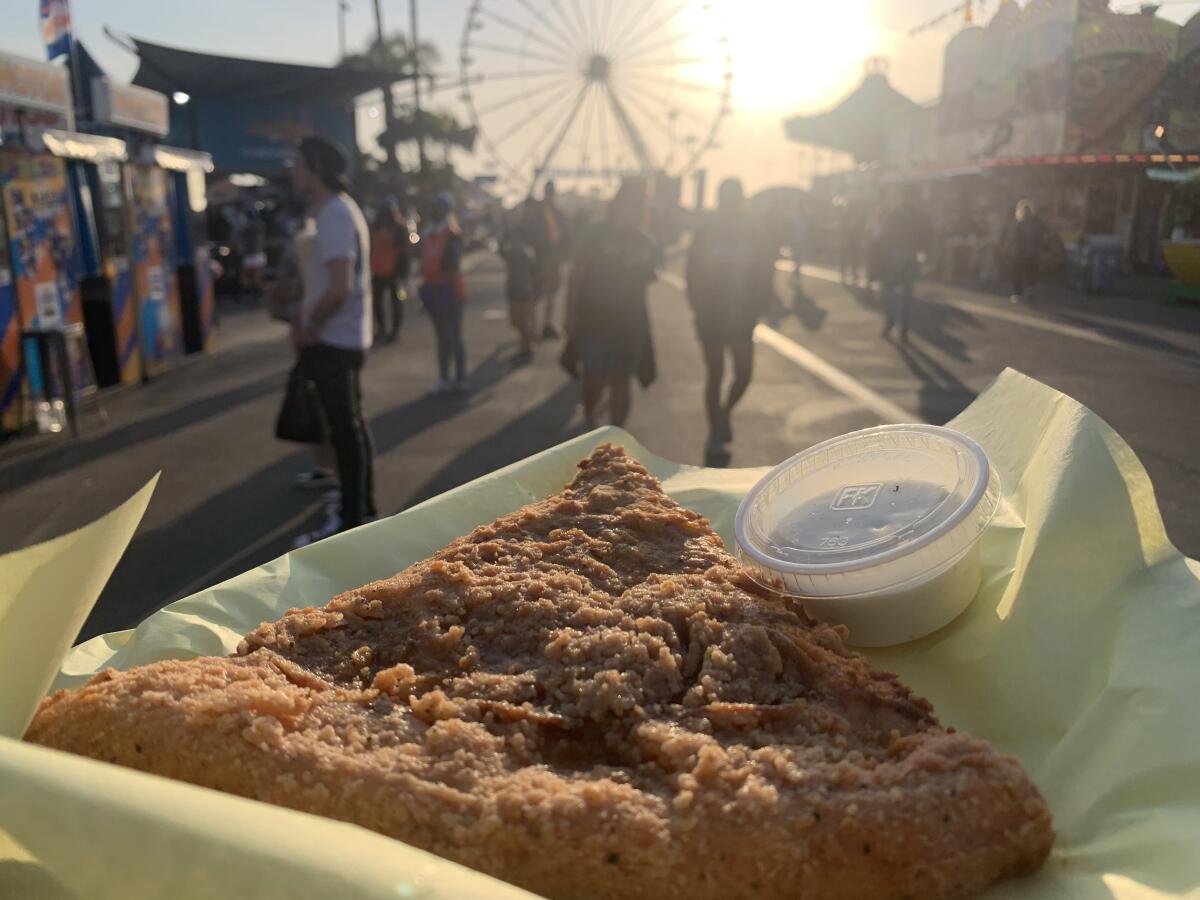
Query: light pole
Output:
[[371, 0, 400, 171], [338, 0, 350, 59], [409, 0, 428, 177]]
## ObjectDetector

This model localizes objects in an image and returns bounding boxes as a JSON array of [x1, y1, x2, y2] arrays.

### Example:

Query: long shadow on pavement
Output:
[[789, 284, 828, 331], [1053, 310, 1200, 367], [77, 347, 521, 642], [0, 346, 290, 493], [891, 337, 978, 425], [911, 291, 981, 363], [404, 379, 580, 508]]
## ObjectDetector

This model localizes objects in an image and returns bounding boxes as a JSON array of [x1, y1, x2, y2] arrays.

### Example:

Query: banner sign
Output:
[[39, 0, 72, 61], [92, 77, 169, 137], [128, 164, 184, 375], [0, 50, 71, 115]]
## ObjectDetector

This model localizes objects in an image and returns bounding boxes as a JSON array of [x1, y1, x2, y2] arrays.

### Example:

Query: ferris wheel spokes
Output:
[[573, 83, 599, 176], [596, 0, 619, 57], [473, 75, 575, 119], [635, 73, 729, 95], [464, 68, 573, 84], [617, 80, 710, 125], [615, 28, 704, 65], [489, 84, 578, 148], [532, 83, 593, 190], [513, 0, 575, 48], [460, 0, 730, 198], [604, 1, 658, 58], [471, 7, 570, 61], [618, 54, 712, 70], [602, 83, 657, 174], [611, 0, 696, 61], [468, 41, 571, 68]]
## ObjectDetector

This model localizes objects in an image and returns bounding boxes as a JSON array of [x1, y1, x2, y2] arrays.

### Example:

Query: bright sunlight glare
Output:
[[682, 0, 880, 114], [733, 0, 879, 111]]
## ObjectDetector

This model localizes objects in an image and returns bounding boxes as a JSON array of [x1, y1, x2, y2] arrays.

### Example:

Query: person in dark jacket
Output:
[[499, 201, 541, 363], [369, 198, 410, 342], [686, 177, 772, 454], [1008, 199, 1044, 303], [566, 177, 659, 429], [879, 188, 933, 342]]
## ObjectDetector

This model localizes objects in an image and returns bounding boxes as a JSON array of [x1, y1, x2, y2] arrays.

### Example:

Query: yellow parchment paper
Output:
[[1, 369, 1198, 899]]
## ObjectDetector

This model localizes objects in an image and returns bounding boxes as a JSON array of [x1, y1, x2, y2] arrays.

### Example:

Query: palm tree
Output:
[[339, 31, 439, 84], [341, 31, 471, 174]]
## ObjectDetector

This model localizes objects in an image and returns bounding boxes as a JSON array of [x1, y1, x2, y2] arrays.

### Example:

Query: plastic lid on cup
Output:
[[734, 424, 1001, 600]]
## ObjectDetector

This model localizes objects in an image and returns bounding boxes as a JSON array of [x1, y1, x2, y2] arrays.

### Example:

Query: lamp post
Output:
[[372, 0, 401, 172], [409, 0, 427, 177], [338, 0, 350, 59]]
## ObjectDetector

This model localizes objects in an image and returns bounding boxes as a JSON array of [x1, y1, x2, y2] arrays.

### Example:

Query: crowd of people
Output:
[[502, 174, 782, 463], [834, 192, 1052, 308], [267, 133, 1053, 547]]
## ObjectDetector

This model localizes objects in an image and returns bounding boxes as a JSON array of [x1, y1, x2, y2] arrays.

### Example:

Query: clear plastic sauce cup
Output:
[[734, 424, 1002, 647]]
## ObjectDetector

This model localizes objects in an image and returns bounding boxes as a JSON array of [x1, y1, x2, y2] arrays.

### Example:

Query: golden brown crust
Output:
[[26, 444, 1053, 899]]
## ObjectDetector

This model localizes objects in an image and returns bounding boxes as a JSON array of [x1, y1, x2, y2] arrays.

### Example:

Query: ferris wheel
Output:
[[459, 0, 732, 198]]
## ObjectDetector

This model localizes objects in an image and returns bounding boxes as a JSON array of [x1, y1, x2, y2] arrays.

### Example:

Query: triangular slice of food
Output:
[[27, 444, 1054, 899]]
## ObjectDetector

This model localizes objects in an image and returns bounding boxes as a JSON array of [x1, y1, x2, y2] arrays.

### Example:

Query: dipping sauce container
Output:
[[733, 424, 1002, 647]]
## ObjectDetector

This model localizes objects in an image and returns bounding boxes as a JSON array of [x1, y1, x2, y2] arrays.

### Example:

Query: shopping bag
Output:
[[273, 365, 326, 445]]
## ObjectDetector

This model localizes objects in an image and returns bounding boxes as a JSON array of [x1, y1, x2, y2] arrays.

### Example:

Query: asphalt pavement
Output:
[[2, 250, 1198, 644]]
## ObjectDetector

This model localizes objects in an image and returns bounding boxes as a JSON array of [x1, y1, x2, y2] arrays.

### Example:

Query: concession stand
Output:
[[0, 51, 94, 434]]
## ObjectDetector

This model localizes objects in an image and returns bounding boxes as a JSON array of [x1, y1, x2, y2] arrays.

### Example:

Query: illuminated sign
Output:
[[148, 145, 213, 173], [0, 50, 71, 117], [92, 77, 169, 136], [40, 129, 127, 163]]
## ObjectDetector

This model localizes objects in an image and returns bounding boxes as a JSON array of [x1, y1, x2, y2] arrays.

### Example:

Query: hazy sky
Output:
[[3, 0, 1199, 197]]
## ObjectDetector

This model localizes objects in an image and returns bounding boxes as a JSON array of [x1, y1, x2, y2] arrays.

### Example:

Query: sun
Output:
[[685, 0, 880, 114]]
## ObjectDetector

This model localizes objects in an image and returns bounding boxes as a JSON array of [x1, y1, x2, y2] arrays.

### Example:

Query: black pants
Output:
[[430, 302, 466, 383], [882, 252, 919, 334], [1012, 254, 1038, 296], [298, 344, 376, 528], [372, 276, 402, 340]]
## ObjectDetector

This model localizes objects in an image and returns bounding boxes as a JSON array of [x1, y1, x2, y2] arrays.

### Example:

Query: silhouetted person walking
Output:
[[1008, 199, 1045, 303], [686, 177, 772, 457], [566, 178, 659, 429], [879, 188, 933, 343]]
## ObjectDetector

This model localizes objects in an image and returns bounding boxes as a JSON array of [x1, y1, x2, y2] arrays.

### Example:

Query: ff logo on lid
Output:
[[831, 483, 882, 511]]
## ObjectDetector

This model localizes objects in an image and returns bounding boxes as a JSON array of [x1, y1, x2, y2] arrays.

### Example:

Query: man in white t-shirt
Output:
[[289, 136, 376, 546]]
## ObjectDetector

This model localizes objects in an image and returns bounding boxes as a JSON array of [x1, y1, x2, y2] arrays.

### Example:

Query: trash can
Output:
[[1064, 242, 1089, 292], [1085, 236, 1123, 294]]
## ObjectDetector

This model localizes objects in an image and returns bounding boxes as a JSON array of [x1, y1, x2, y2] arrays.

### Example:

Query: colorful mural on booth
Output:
[[0, 258, 16, 427], [0, 148, 81, 429], [196, 245, 215, 352], [128, 164, 183, 376], [108, 252, 140, 383]]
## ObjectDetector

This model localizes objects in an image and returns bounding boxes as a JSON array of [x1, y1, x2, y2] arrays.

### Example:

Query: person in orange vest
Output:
[[369, 196, 410, 343], [418, 192, 467, 395]]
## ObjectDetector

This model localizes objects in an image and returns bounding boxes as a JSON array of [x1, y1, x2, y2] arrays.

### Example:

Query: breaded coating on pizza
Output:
[[27, 444, 1053, 900]]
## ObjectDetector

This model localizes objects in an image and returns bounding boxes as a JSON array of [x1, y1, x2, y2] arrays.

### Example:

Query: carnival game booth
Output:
[[0, 51, 96, 435], [149, 145, 215, 356]]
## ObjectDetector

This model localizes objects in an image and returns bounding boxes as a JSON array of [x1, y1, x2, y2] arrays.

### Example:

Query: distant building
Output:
[[788, 1, 1200, 273]]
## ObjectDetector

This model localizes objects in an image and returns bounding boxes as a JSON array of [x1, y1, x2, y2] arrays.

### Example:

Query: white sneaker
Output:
[[1009, 294, 1022, 304], [427, 379, 451, 396], [294, 468, 337, 491], [293, 510, 343, 548]]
